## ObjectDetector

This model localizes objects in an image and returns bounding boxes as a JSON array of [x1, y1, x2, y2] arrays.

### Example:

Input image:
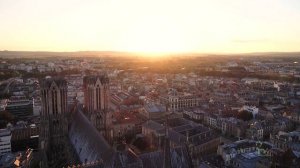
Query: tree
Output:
[[272, 148, 295, 168], [281, 148, 295, 167], [237, 110, 253, 121], [0, 110, 15, 121], [0, 111, 15, 128]]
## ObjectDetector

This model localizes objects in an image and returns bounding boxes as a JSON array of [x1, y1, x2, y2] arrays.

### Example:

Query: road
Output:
[[2, 78, 15, 94]]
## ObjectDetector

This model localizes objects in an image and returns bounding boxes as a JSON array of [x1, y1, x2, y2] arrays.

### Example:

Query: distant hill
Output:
[[233, 52, 300, 57], [0, 51, 137, 58], [0, 50, 299, 58]]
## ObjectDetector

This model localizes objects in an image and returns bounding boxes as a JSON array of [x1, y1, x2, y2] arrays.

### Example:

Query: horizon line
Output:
[[1, 50, 300, 56]]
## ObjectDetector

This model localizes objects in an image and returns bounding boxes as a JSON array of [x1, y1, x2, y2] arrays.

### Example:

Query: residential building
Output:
[[140, 103, 166, 120], [160, 92, 200, 112], [217, 140, 274, 166], [0, 128, 11, 156], [6, 96, 33, 118], [270, 131, 300, 152]]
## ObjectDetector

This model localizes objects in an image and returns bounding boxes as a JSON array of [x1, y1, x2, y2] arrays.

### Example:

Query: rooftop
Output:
[[144, 103, 166, 113], [11, 126, 39, 141], [112, 112, 142, 125], [0, 129, 11, 137], [69, 109, 114, 164]]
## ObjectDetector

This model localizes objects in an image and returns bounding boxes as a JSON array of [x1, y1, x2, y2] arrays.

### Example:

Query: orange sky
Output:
[[0, 0, 300, 54]]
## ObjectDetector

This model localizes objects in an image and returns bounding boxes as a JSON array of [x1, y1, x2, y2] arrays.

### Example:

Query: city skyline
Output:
[[1, 0, 300, 54], [1, 1, 300, 166], [0, 52, 299, 167]]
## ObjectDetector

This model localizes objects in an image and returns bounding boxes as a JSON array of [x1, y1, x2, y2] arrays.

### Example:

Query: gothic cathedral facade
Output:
[[39, 77, 69, 166], [83, 75, 111, 136]]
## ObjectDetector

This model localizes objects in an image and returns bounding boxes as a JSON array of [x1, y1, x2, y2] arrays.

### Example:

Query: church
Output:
[[39, 76, 192, 168]]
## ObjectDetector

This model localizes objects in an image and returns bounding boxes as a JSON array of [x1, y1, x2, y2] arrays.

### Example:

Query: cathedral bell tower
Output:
[[40, 77, 68, 164], [83, 74, 110, 135]]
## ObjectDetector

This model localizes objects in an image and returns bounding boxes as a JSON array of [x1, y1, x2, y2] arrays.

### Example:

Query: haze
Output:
[[1, 0, 300, 54]]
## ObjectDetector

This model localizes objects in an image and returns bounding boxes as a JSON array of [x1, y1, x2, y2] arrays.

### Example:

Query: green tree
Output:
[[237, 110, 253, 121], [0, 110, 15, 128]]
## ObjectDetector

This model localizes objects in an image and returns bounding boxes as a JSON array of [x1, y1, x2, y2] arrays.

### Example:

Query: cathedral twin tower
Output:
[[83, 75, 110, 133], [40, 77, 68, 162], [39, 74, 110, 165]]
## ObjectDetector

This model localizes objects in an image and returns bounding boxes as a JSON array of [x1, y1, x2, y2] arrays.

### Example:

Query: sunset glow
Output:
[[0, 0, 300, 53]]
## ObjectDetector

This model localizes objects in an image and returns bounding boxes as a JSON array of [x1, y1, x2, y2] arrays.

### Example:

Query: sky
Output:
[[0, 0, 300, 54]]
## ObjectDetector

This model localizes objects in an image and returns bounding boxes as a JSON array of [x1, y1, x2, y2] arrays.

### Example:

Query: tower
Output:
[[39, 77, 68, 164], [83, 74, 110, 134]]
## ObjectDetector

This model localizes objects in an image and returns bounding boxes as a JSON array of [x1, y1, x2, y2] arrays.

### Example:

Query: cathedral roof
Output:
[[69, 110, 114, 164]]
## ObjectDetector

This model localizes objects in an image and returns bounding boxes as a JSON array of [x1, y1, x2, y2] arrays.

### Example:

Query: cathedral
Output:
[[39, 77, 74, 167], [39, 76, 141, 167], [39, 76, 191, 168]]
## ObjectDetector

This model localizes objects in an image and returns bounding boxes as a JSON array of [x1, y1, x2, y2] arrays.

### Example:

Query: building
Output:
[[110, 90, 142, 112], [270, 131, 300, 152], [68, 108, 115, 165], [160, 92, 200, 112], [11, 125, 39, 152], [37, 75, 193, 167], [217, 140, 274, 167], [39, 77, 69, 166], [204, 114, 218, 129], [111, 111, 144, 140], [142, 118, 221, 159], [140, 103, 166, 120], [83, 75, 110, 133], [5, 96, 33, 118], [0, 99, 8, 111], [246, 122, 264, 140], [290, 104, 300, 123], [139, 146, 192, 168], [0, 128, 12, 156], [221, 117, 246, 138], [110, 91, 132, 108], [39, 77, 141, 167], [183, 108, 205, 122], [33, 97, 42, 116]]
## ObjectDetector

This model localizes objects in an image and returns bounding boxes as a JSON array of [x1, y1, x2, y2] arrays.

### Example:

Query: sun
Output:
[[118, 16, 191, 56]]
